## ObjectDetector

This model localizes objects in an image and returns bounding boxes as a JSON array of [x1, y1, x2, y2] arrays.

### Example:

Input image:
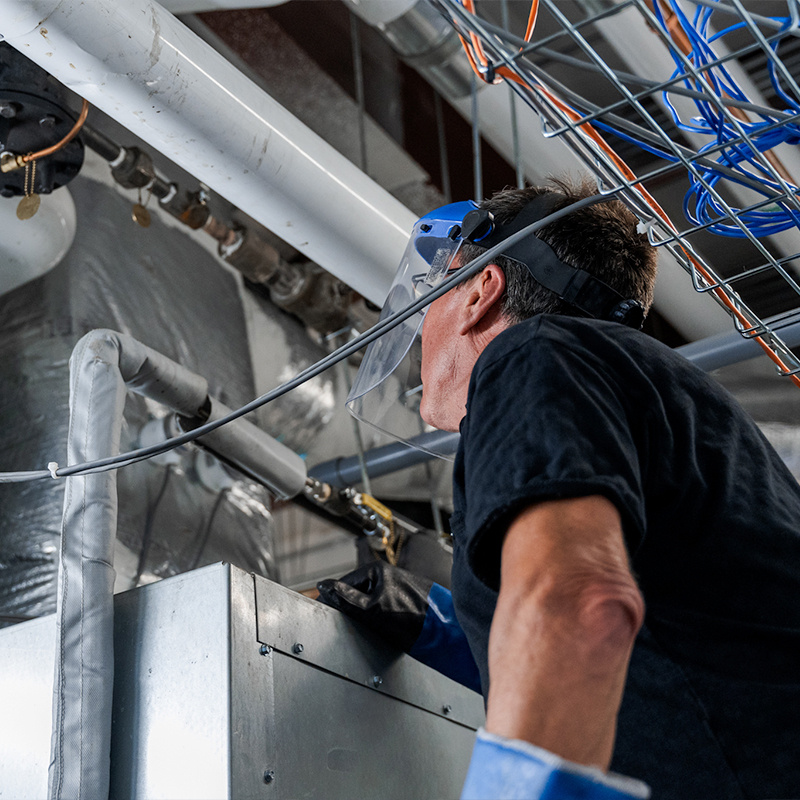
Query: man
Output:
[[325, 179, 800, 798]]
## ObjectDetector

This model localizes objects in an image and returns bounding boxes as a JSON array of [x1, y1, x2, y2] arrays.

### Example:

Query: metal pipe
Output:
[[433, 91, 452, 203], [471, 72, 483, 203], [676, 318, 800, 372], [1, 0, 415, 306], [179, 397, 307, 500], [500, 0, 524, 190], [309, 429, 459, 486]]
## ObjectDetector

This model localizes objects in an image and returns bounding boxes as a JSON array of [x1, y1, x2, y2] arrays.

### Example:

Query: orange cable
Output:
[[524, 0, 540, 42]]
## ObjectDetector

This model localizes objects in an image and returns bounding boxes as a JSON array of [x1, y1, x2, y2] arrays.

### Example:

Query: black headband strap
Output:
[[461, 194, 645, 328]]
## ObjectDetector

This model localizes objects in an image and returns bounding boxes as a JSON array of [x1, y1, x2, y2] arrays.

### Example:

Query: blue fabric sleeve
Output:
[[461, 728, 651, 800], [407, 582, 482, 693]]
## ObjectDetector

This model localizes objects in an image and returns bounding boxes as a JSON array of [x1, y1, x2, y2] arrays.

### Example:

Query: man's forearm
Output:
[[484, 496, 644, 770]]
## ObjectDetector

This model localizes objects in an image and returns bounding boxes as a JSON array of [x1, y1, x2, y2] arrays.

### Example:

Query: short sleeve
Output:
[[457, 332, 646, 590]]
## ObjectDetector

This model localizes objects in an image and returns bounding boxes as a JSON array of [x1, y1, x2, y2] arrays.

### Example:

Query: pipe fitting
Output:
[[0, 152, 26, 173], [110, 146, 154, 189]]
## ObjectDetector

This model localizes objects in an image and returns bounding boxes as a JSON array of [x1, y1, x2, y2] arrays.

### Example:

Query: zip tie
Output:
[[47, 461, 60, 479], [636, 219, 655, 235]]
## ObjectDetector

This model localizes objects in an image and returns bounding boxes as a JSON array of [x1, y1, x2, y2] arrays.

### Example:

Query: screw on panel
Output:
[[442, 704, 452, 715], [371, 675, 383, 687], [263, 769, 275, 784], [259, 644, 272, 656], [0, 102, 19, 119], [292, 642, 304, 655]]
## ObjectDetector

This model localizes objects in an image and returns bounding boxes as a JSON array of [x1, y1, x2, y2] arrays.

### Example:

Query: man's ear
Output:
[[458, 263, 506, 335]]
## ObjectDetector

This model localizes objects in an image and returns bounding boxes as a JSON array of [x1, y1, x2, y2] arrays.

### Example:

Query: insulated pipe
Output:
[[1, 0, 415, 306], [179, 397, 307, 500], [50, 329, 307, 798], [49, 330, 208, 799]]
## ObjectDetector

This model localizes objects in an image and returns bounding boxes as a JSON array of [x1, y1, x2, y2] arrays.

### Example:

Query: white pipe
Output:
[[0, 0, 416, 306], [160, 0, 287, 13]]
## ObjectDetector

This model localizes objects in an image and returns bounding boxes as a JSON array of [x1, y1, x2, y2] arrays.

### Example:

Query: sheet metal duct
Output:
[[0, 169, 283, 624], [1, 0, 416, 306]]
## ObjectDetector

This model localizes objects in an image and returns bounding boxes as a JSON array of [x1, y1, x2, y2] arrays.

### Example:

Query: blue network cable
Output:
[[646, 0, 800, 238]]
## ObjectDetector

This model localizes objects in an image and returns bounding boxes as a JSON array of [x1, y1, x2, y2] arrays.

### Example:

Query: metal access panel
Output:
[[0, 562, 484, 799]]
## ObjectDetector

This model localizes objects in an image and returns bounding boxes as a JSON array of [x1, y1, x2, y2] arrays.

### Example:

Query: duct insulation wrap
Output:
[[49, 332, 126, 800], [0, 172, 300, 624], [50, 328, 284, 798]]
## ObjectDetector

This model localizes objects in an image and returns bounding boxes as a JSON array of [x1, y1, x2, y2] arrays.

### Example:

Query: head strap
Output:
[[462, 194, 645, 329]]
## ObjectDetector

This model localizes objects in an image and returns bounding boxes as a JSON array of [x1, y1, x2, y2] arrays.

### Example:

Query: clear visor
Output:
[[346, 207, 473, 460]]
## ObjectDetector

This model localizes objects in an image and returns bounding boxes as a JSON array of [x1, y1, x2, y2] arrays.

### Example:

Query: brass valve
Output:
[[0, 152, 26, 173]]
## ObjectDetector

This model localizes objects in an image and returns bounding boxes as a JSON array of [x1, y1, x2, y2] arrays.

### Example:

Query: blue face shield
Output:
[[346, 192, 644, 460], [345, 201, 476, 460]]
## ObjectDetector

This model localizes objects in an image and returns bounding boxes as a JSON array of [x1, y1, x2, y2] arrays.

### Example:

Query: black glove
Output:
[[317, 561, 431, 652], [318, 560, 482, 692]]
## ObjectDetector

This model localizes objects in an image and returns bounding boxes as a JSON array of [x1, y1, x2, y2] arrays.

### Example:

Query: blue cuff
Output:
[[461, 729, 651, 800], [407, 583, 482, 693]]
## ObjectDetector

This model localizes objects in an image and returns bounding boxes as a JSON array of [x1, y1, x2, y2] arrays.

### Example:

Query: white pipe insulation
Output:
[[0, 0, 416, 306]]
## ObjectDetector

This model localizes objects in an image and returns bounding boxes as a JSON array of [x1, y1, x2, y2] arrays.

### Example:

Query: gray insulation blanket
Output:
[[48, 329, 210, 799], [0, 174, 285, 623]]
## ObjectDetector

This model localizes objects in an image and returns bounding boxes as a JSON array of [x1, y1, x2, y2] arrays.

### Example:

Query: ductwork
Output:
[[1, 0, 416, 306]]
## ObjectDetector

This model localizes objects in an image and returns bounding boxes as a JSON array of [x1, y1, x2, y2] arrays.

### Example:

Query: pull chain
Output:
[[132, 185, 152, 228], [16, 157, 40, 220]]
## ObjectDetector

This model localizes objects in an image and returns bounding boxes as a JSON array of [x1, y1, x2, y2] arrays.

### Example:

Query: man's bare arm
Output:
[[484, 495, 644, 770]]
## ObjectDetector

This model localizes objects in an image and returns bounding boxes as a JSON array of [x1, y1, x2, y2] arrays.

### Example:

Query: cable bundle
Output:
[[650, 0, 800, 237]]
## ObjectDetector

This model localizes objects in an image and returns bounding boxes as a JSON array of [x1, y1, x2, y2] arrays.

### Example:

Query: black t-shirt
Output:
[[451, 315, 800, 799]]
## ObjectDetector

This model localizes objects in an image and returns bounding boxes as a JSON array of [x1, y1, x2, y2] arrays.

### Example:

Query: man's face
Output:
[[419, 287, 466, 433]]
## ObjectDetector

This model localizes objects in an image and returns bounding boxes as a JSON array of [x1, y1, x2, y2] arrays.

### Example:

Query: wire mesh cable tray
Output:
[[436, 0, 800, 382]]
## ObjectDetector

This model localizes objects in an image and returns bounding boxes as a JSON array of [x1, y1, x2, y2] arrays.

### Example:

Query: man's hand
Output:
[[485, 495, 644, 770], [317, 561, 481, 691]]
